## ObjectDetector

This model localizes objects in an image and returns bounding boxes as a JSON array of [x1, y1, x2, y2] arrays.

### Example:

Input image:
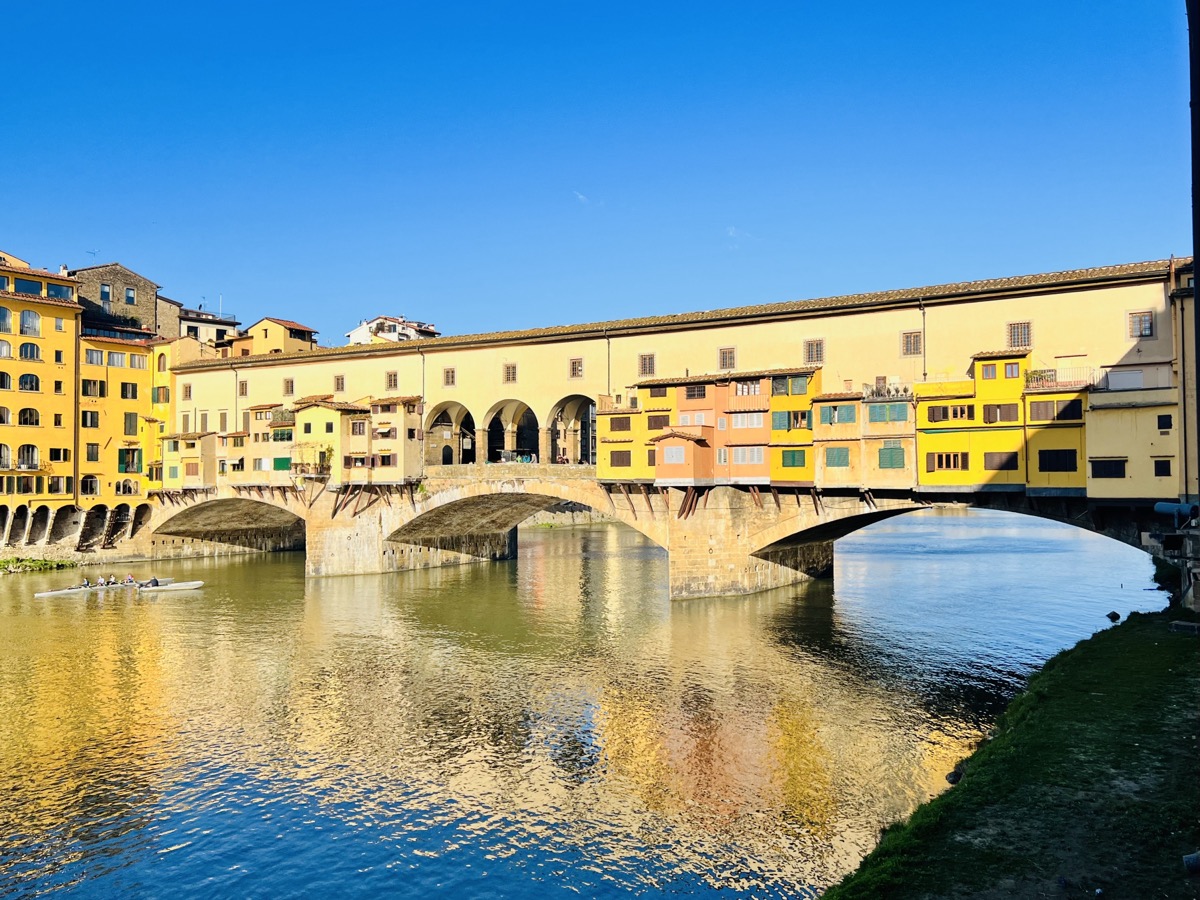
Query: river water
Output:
[[0, 509, 1167, 898]]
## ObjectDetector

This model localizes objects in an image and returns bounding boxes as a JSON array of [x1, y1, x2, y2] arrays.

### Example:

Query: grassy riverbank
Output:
[[0, 557, 77, 574], [823, 607, 1200, 900]]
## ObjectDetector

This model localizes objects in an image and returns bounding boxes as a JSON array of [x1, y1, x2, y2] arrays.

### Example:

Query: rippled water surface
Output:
[[0, 510, 1167, 898]]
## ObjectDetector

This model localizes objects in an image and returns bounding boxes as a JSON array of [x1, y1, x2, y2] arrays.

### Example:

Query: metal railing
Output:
[[1025, 367, 1096, 391], [862, 382, 913, 399]]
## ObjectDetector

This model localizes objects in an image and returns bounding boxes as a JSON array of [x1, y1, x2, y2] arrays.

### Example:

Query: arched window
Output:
[[0, 341, 11, 359], [17, 408, 38, 426], [0, 308, 10, 333], [18, 374, 39, 392], [114, 480, 124, 495], [19, 311, 40, 337], [80, 475, 99, 495], [17, 444, 38, 469], [0, 373, 10, 390], [18, 342, 39, 361], [157, 353, 167, 372], [118, 479, 137, 495], [0, 445, 9, 468]]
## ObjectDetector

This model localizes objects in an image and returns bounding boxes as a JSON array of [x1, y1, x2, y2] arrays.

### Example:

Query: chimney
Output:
[[59, 264, 68, 275]]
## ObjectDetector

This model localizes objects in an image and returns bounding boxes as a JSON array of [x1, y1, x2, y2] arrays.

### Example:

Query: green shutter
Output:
[[820, 405, 833, 425], [826, 446, 850, 467], [878, 446, 905, 469], [117, 453, 126, 474], [782, 449, 806, 468], [790, 376, 808, 395], [888, 403, 908, 422], [274, 457, 291, 471], [841, 405, 856, 423], [868, 404, 886, 423], [771, 411, 789, 430]]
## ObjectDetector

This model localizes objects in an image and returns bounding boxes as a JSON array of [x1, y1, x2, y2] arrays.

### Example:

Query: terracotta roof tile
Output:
[[635, 366, 820, 388], [813, 392, 864, 401], [247, 402, 283, 410], [371, 395, 423, 405], [263, 317, 318, 333], [971, 349, 1031, 360], [0, 289, 82, 310], [648, 429, 706, 443]]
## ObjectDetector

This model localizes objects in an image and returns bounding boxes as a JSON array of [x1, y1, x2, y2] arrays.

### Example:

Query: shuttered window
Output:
[[926, 452, 969, 471], [782, 449, 805, 467], [877, 444, 905, 469], [984, 451, 1019, 471], [772, 411, 790, 430], [1038, 449, 1078, 472], [825, 446, 850, 467], [610, 450, 631, 467], [983, 403, 1020, 423], [647, 415, 669, 430], [1090, 459, 1126, 478], [609, 417, 631, 432], [868, 403, 908, 423]]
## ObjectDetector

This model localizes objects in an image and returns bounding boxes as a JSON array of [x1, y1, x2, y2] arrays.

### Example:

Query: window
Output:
[[609, 417, 631, 432], [1007, 321, 1032, 348], [0, 309, 8, 334], [927, 452, 969, 471], [272, 428, 292, 442], [14, 279, 41, 296], [219, 412, 227, 432], [678, 414, 690, 426], [100, 284, 111, 304], [647, 449, 656, 467], [1128, 311, 1154, 339], [130, 354, 147, 369], [54, 350, 63, 364], [0, 373, 8, 390], [19, 311, 40, 336], [303, 423, 312, 434], [782, 449, 805, 468], [1028, 399, 1082, 422], [648, 386, 668, 398], [107, 352, 125, 367], [1004, 362, 1020, 379], [610, 450, 632, 467], [1158, 414, 1173, 430], [18, 343, 40, 361], [771, 411, 789, 430], [351, 420, 366, 436], [734, 380, 760, 395], [1038, 449, 1078, 472], [182, 414, 190, 432], [927, 404, 974, 423], [825, 446, 850, 467], [662, 446, 685, 464], [125, 412, 138, 435], [638, 354, 656, 377], [804, 339, 824, 364], [86, 443, 99, 462], [1154, 459, 1172, 477], [17, 408, 38, 426], [569, 358, 583, 378], [0, 408, 7, 425], [715, 447, 728, 465], [982, 403, 1019, 423], [1090, 459, 1127, 478], [18, 374, 39, 392], [867, 403, 908, 423], [443, 367, 456, 387], [0, 342, 8, 359], [980, 364, 996, 380], [125, 287, 136, 305], [49, 448, 70, 462], [117, 382, 137, 400], [984, 451, 1019, 471], [157, 354, 167, 372], [791, 410, 809, 430], [731, 412, 764, 428], [383, 371, 398, 391], [325, 422, 334, 433], [685, 384, 706, 400], [503, 363, 517, 383], [152, 386, 169, 403], [283, 378, 294, 396], [647, 414, 669, 430], [334, 375, 345, 392], [877, 441, 905, 469], [81, 410, 100, 428], [238, 381, 248, 397], [692, 412, 705, 425], [901, 331, 922, 356], [80, 475, 99, 496], [85, 349, 103, 365], [182, 383, 192, 401], [185, 462, 200, 477], [819, 404, 857, 425], [719, 347, 736, 369]]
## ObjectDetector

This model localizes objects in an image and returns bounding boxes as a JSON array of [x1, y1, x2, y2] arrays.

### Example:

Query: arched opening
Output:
[[547, 395, 597, 465], [16, 444, 38, 469], [0, 505, 9, 542], [18, 374, 38, 392], [424, 403, 477, 466], [80, 475, 100, 496], [18, 342, 40, 361], [480, 399, 540, 463], [26, 505, 51, 544], [18, 408, 38, 427], [515, 409, 539, 459], [130, 503, 153, 539], [7, 505, 29, 546], [50, 506, 84, 543], [76, 505, 108, 550], [104, 504, 132, 548], [155, 497, 306, 552], [487, 416, 505, 462]]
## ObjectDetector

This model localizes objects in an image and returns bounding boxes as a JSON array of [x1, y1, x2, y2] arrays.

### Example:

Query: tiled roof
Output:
[[0, 289, 82, 310], [67, 262, 160, 287], [222, 431, 250, 437], [295, 394, 334, 404], [294, 398, 370, 413], [247, 402, 282, 410], [648, 429, 706, 443], [371, 395, 423, 405], [161, 432, 215, 441], [635, 366, 820, 388], [263, 317, 318, 333], [813, 392, 863, 401], [80, 334, 153, 347], [0, 262, 80, 282], [971, 349, 1031, 360], [176, 258, 1185, 373]]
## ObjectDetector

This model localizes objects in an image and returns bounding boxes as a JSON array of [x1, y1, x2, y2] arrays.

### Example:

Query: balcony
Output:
[[862, 382, 913, 400], [1025, 367, 1096, 392], [270, 409, 296, 425], [724, 393, 770, 412], [598, 395, 639, 413]]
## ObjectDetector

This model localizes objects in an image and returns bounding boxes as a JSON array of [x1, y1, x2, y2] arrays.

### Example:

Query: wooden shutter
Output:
[[926, 452, 936, 472]]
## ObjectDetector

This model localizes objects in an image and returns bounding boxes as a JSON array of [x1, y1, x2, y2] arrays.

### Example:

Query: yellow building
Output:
[[77, 336, 154, 504], [222, 317, 318, 357], [768, 369, 820, 486], [0, 255, 81, 526]]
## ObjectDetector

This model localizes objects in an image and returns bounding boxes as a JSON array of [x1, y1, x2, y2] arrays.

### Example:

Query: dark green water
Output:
[[0, 510, 1166, 897]]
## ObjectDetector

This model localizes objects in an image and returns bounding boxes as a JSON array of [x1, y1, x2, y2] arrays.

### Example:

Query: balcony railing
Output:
[[270, 409, 296, 425], [862, 382, 913, 400], [724, 393, 771, 412], [1025, 367, 1096, 392]]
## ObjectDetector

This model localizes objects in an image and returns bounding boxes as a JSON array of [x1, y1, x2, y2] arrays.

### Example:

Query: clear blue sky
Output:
[[6, 1, 1191, 342]]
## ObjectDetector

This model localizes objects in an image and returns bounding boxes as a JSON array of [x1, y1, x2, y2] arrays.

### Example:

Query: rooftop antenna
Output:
[[86, 249, 99, 261]]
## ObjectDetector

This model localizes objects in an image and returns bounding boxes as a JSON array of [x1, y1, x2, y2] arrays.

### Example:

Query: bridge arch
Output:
[[386, 477, 667, 550], [545, 393, 596, 465], [155, 497, 306, 551]]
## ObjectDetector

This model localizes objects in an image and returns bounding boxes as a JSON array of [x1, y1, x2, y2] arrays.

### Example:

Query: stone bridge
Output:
[[124, 463, 1167, 600]]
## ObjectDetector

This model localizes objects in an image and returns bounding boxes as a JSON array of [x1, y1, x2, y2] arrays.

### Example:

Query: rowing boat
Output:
[[34, 578, 176, 599], [139, 580, 204, 592]]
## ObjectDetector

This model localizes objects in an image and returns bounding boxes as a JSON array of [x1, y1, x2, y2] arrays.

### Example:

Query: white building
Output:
[[345, 314, 439, 345]]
